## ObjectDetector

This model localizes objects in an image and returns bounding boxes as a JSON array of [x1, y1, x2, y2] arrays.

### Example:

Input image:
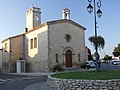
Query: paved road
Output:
[[98, 62, 120, 70], [0, 73, 35, 83], [25, 82, 54, 90], [0, 73, 54, 90]]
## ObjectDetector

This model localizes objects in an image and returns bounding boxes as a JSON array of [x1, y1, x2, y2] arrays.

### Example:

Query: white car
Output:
[[86, 61, 96, 69], [112, 59, 120, 65]]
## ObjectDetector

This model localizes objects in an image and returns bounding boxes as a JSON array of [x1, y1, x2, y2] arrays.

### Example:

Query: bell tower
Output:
[[62, 8, 70, 20], [26, 7, 41, 31]]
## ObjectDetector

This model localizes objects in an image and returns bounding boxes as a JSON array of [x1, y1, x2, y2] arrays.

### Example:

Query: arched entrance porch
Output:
[[63, 47, 75, 68]]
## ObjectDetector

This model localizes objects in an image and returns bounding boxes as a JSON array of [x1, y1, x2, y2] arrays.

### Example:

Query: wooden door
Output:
[[66, 50, 72, 67]]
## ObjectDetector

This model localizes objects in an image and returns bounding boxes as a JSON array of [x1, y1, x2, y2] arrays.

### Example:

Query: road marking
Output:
[[0, 77, 38, 84], [0, 79, 6, 82], [0, 79, 7, 84]]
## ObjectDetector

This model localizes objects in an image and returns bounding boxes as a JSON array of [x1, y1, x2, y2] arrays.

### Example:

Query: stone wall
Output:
[[48, 21, 86, 69], [10, 34, 24, 72], [47, 75, 120, 90], [25, 25, 49, 72]]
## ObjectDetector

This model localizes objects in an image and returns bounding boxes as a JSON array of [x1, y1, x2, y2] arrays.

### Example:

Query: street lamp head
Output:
[[97, 9, 102, 18], [87, 4, 93, 14]]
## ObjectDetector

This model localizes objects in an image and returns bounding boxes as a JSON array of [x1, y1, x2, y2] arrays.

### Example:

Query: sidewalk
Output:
[[10, 72, 54, 76], [24, 82, 55, 90], [10, 67, 95, 76]]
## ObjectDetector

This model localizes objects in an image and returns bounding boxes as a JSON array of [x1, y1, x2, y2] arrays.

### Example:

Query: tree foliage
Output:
[[102, 55, 112, 60], [89, 36, 105, 50], [86, 47, 93, 60], [113, 43, 120, 57]]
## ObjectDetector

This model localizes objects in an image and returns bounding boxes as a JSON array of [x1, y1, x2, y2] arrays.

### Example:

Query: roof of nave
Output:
[[25, 19, 86, 34], [1, 34, 24, 43]]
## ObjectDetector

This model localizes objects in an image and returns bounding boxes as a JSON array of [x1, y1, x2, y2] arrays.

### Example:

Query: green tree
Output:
[[89, 36, 105, 50], [86, 46, 93, 60], [103, 55, 112, 61], [113, 43, 120, 57]]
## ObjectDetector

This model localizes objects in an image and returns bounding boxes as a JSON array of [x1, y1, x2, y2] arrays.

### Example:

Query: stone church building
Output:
[[1, 7, 86, 73]]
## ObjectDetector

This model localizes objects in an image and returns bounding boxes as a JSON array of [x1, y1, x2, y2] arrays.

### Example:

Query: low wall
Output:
[[47, 75, 120, 90]]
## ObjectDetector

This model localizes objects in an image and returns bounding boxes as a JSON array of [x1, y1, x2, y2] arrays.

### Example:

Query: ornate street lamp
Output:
[[87, 3, 93, 14], [87, 0, 102, 70], [97, 9, 102, 18]]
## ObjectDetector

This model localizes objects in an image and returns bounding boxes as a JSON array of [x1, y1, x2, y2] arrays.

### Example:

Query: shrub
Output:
[[53, 64, 64, 72], [80, 63, 86, 69]]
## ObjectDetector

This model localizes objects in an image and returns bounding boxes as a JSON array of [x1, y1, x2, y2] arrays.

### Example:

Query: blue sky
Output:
[[0, 0, 120, 58]]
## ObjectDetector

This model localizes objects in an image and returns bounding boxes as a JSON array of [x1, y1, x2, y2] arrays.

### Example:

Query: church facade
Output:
[[1, 7, 86, 73]]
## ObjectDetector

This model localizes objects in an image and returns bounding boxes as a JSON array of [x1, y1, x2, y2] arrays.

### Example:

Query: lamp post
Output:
[[87, 0, 102, 70]]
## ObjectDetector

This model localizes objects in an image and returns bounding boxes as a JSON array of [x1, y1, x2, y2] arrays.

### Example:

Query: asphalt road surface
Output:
[[99, 62, 120, 70], [0, 74, 49, 90]]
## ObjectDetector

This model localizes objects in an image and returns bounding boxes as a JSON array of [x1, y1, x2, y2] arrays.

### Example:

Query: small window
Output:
[[34, 37, 37, 48], [30, 39, 33, 49], [56, 54, 58, 63], [78, 54, 80, 61]]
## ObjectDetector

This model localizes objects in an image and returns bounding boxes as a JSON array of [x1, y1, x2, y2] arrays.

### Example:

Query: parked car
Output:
[[86, 60, 96, 69], [112, 59, 120, 65]]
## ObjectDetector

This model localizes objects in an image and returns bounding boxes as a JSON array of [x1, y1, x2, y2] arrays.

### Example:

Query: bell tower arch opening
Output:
[[62, 8, 70, 20]]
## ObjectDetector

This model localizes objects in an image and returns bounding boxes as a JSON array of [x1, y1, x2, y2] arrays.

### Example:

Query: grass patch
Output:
[[51, 70, 120, 80]]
